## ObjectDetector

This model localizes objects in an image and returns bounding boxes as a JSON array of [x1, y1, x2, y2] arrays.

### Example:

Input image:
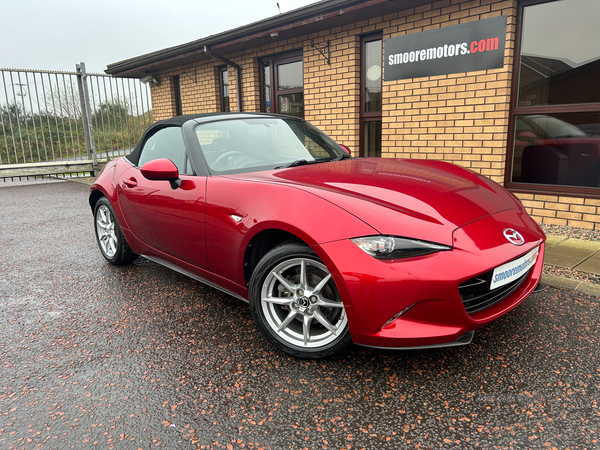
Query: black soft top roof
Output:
[[126, 114, 209, 166]]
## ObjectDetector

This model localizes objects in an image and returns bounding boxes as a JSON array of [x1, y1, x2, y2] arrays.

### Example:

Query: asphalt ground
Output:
[[0, 180, 599, 450]]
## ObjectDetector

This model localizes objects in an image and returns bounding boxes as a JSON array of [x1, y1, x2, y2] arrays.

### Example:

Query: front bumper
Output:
[[317, 209, 545, 349]]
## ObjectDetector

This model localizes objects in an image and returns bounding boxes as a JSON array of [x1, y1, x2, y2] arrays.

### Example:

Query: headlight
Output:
[[351, 236, 451, 259]]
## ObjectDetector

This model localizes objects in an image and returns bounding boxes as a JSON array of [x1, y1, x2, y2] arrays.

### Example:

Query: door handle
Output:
[[122, 177, 138, 188]]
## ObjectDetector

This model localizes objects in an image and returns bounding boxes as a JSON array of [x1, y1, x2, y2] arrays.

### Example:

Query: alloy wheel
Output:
[[260, 257, 347, 348], [95, 204, 118, 258]]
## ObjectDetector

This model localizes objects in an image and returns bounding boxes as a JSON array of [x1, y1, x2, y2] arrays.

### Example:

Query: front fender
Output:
[[89, 159, 119, 211], [205, 176, 378, 287]]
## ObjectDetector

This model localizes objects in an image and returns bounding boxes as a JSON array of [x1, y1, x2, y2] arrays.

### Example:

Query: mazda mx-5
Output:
[[89, 113, 545, 359]]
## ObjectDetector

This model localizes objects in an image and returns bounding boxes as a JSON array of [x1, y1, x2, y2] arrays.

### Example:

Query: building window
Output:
[[508, 0, 600, 193], [173, 75, 182, 116], [361, 34, 382, 157], [261, 51, 303, 118], [219, 66, 230, 112]]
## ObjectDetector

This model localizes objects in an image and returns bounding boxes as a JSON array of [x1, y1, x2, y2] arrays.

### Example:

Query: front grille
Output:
[[459, 268, 531, 315]]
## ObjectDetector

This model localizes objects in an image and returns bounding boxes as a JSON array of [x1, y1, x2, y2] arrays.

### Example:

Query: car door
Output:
[[117, 126, 208, 268]]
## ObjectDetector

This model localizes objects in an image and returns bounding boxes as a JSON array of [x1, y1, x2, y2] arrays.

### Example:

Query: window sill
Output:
[[506, 182, 600, 199]]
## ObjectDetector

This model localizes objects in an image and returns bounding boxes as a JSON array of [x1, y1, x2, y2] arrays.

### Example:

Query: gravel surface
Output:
[[540, 224, 600, 284], [543, 265, 600, 284], [1, 181, 599, 449], [541, 223, 600, 241]]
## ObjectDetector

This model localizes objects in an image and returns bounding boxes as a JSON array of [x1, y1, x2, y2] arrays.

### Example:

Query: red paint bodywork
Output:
[[91, 134, 545, 350], [90, 115, 545, 348]]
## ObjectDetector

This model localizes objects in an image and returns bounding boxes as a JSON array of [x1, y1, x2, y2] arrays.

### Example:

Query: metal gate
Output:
[[0, 63, 152, 180]]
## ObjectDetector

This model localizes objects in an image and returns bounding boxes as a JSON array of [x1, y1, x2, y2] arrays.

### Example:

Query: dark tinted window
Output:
[[262, 63, 271, 113], [361, 34, 382, 157], [508, 0, 600, 191], [261, 52, 304, 118], [364, 39, 382, 113], [220, 67, 230, 112], [511, 113, 600, 188], [363, 121, 382, 158]]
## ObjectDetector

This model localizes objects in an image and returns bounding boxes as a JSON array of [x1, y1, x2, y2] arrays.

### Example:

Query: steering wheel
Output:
[[212, 151, 246, 171]]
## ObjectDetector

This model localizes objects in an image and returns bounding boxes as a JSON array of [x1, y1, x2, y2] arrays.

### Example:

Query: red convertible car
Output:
[[90, 113, 545, 359]]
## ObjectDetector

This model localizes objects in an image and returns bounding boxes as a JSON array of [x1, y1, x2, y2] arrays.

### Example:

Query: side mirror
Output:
[[140, 158, 181, 189], [515, 131, 537, 146]]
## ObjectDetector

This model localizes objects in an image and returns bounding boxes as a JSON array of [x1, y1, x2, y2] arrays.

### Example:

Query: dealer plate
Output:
[[490, 247, 539, 291]]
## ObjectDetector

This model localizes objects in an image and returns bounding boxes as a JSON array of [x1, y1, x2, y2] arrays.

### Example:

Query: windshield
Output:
[[195, 117, 348, 174]]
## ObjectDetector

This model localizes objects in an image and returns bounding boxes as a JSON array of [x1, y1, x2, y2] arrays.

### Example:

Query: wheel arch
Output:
[[88, 159, 119, 214], [243, 228, 308, 286], [89, 189, 105, 213], [247, 240, 352, 358]]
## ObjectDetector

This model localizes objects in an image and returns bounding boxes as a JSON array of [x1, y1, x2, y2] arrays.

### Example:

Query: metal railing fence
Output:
[[0, 63, 152, 177]]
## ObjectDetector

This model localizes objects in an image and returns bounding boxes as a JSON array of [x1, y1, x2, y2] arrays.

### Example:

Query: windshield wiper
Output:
[[275, 154, 351, 169], [275, 159, 309, 169], [331, 153, 352, 161]]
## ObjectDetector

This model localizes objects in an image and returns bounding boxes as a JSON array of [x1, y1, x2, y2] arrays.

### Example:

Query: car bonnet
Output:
[[234, 158, 523, 246]]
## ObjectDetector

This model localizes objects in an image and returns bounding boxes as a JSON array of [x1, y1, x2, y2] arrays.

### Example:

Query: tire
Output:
[[93, 197, 138, 265], [249, 242, 351, 359]]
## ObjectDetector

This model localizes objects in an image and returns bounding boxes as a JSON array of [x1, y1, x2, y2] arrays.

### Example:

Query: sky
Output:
[[5, 0, 597, 75], [1, 0, 319, 74]]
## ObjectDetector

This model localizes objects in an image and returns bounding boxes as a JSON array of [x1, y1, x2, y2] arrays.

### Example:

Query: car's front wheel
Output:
[[249, 242, 351, 359], [93, 197, 138, 265]]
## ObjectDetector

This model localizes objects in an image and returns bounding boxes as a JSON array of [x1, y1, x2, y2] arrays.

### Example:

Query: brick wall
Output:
[[381, 0, 516, 185], [303, 31, 361, 154], [149, 76, 177, 121], [151, 61, 223, 121], [151, 0, 516, 162], [145, 0, 598, 230], [516, 193, 600, 231], [224, 31, 363, 152]]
